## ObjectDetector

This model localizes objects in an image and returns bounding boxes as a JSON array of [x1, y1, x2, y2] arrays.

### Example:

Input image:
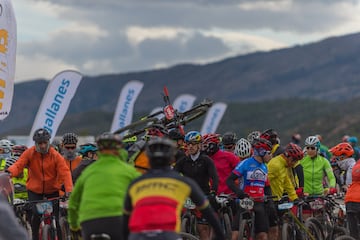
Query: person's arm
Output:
[[122, 191, 132, 240], [56, 152, 73, 193], [294, 164, 304, 188], [7, 150, 29, 177], [67, 174, 83, 229], [226, 172, 248, 198], [324, 159, 336, 188], [207, 156, 219, 192]]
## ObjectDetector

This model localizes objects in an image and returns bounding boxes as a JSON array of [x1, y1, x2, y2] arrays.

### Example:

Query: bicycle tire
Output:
[[223, 212, 232, 240], [304, 220, 322, 240], [166, 106, 209, 129], [332, 226, 349, 239], [305, 217, 325, 240], [113, 117, 159, 135], [59, 217, 71, 240], [334, 235, 357, 240], [42, 224, 57, 240], [181, 217, 190, 233], [281, 222, 295, 240], [238, 219, 252, 240], [179, 232, 200, 240]]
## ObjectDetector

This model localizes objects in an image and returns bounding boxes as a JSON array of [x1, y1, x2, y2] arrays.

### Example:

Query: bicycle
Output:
[[13, 198, 32, 238], [59, 199, 70, 240], [215, 193, 234, 240], [179, 231, 200, 240], [181, 198, 198, 237]]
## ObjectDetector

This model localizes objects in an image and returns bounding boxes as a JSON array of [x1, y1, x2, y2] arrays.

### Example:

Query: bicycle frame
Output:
[[181, 198, 198, 236]]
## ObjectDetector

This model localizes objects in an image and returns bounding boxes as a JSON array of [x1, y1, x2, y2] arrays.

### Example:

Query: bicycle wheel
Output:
[[334, 235, 357, 240], [181, 217, 190, 233], [281, 222, 295, 240], [238, 219, 252, 240], [223, 212, 232, 240], [42, 224, 57, 240], [304, 220, 322, 240], [305, 217, 325, 240], [179, 232, 200, 240], [59, 217, 70, 240], [113, 117, 159, 135], [166, 105, 209, 129], [332, 226, 349, 239]]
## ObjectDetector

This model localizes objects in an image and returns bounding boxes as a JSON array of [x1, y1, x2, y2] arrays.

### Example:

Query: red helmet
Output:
[[145, 124, 168, 137], [260, 129, 279, 145], [202, 133, 221, 145], [285, 143, 304, 161], [329, 142, 354, 157], [12, 145, 28, 157], [252, 138, 272, 151]]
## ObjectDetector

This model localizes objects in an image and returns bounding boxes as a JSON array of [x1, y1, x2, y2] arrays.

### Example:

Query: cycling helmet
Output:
[[260, 129, 279, 145], [146, 137, 177, 168], [12, 145, 28, 157], [329, 142, 354, 158], [96, 132, 122, 151], [62, 133, 78, 145], [252, 138, 272, 151], [222, 132, 238, 145], [202, 133, 220, 156], [347, 136, 358, 144], [234, 138, 252, 158], [0, 139, 12, 153], [184, 131, 202, 143], [145, 124, 168, 138], [168, 129, 184, 141], [304, 136, 320, 149], [284, 143, 304, 161], [5, 156, 18, 170], [79, 143, 98, 156], [32, 128, 51, 143], [247, 131, 261, 143]]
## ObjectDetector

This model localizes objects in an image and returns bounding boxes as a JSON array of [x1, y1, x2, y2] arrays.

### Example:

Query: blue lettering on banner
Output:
[[43, 79, 70, 135], [118, 89, 135, 128], [206, 108, 220, 133], [179, 100, 188, 112]]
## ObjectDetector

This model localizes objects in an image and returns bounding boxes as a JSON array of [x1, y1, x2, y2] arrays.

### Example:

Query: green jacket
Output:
[[300, 154, 335, 195], [67, 153, 140, 229]]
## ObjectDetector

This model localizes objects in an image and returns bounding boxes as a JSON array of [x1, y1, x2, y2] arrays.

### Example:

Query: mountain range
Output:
[[2, 32, 360, 146]]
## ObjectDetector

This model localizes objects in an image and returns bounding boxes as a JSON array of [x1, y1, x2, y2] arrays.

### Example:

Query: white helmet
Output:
[[235, 138, 252, 158], [247, 131, 260, 144], [0, 139, 12, 153], [304, 136, 320, 148]]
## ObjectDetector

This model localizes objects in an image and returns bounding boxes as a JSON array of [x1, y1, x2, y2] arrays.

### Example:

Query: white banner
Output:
[[110, 80, 144, 133], [200, 102, 227, 134], [0, 0, 16, 120], [173, 94, 196, 113], [27, 70, 83, 146]]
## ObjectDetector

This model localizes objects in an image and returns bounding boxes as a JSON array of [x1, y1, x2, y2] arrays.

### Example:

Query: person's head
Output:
[[168, 128, 185, 148], [0, 139, 12, 159], [260, 128, 279, 145], [247, 131, 261, 144], [146, 137, 177, 169], [96, 132, 123, 155], [329, 142, 354, 170], [202, 133, 221, 156], [291, 133, 301, 145], [252, 138, 273, 163], [342, 135, 350, 143], [222, 131, 238, 152], [144, 124, 168, 141], [304, 135, 320, 158], [62, 132, 79, 160], [79, 143, 98, 160], [347, 136, 358, 147], [234, 138, 252, 159], [51, 139, 62, 153], [11, 145, 28, 158], [184, 131, 202, 155], [33, 128, 51, 154], [283, 143, 304, 167]]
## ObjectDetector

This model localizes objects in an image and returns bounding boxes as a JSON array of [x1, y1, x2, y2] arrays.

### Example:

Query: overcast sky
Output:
[[12, 0, 360, 83]]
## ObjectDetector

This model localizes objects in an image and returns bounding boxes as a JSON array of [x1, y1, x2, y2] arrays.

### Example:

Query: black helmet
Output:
[[168, 129, 184, 140], [62, 133, 78, 145], [96, 132, 122, 150], [33, 128, 51, 143], [222, 131, 238, 145], [146, 137, 176, 168]]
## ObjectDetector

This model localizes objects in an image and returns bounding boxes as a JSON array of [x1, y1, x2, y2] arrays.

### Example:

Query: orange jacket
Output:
[[64, 156, 82, 173], [8, 146, 73, 194]]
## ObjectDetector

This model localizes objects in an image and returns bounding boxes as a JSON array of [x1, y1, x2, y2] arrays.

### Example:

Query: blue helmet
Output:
[[184, 131, 201, 143], [347, 136, 358, 144], [79, 143, 98, 156]]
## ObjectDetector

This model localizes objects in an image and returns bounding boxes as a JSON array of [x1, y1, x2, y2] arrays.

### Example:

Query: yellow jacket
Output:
[[268, 154, 297, 201]]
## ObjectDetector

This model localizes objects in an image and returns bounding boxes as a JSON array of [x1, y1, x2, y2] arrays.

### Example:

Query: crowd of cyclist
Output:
[[0, 126, 360, 240]]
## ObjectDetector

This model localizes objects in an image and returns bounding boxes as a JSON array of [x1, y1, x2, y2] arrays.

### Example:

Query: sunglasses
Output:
[[306, 146, 316, 150], [186, 141, 200, 145], [64, 146, 76, 150]]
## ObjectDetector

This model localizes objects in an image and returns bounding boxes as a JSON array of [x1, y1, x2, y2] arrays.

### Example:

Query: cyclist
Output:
[[347, 136, 360, 161], [290, 133, 301, 146], [247, 130, 261, 144], [260, 128, 284, 156], [234, 138, 252, 161], [67, 132, 140, 240], [72, 143, 98, 183], [301, 135, 336, 196], [61, 132, 82, 172], [168, 128, 186, 164], [202, 133, 239, 195], [226, 138, 274, 240], [0, 139, 12, 171], [7, 128, 73, 240], [174, 130, 219, 240], [344, 158, 360, 239], [329, 142, 356, 191], [123, 137, 225, 240], [222, 131, 238, 153]]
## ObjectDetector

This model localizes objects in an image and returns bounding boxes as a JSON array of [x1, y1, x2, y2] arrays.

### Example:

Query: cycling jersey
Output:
[[300, 154, 336, 195], [0, 159, 6, 171], [124, 168, 208, 232], [12, 168, 28, 199], [232, 157, 269, 199], [345, 161, 360, 203], [8, 146, 73, 194], [210, 150, 239, 194], [67, 153, 140, 229], [268, 155, 297, 201], [174, 153, 218, 194]]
